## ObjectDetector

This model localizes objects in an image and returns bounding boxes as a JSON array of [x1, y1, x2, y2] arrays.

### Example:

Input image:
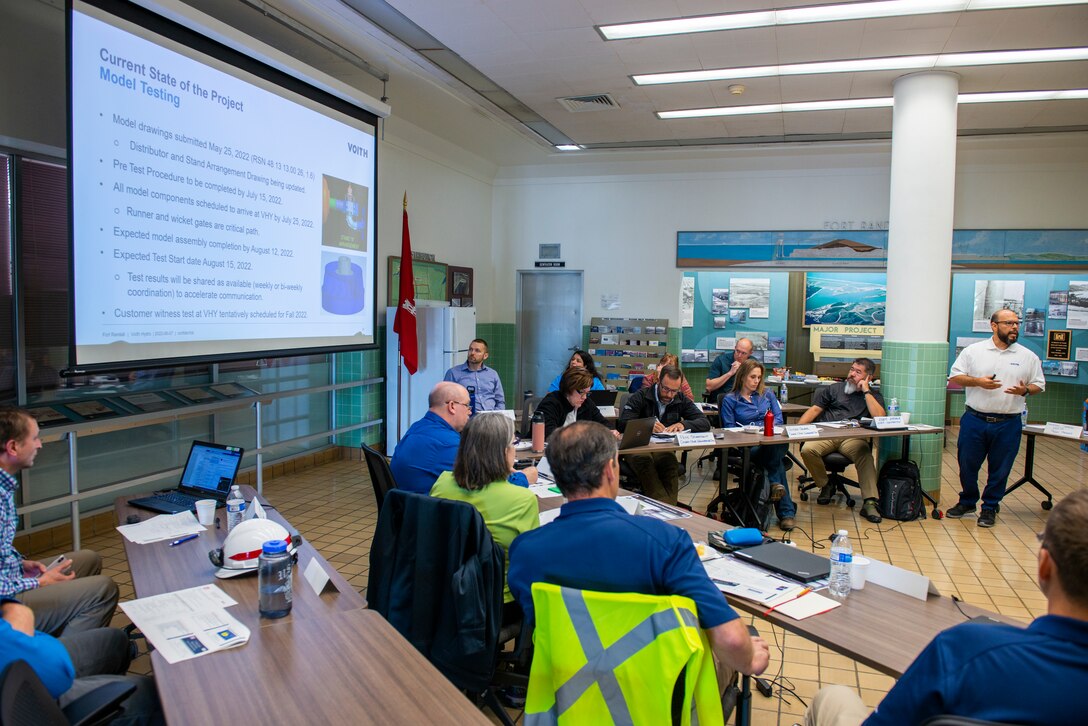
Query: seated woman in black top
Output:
[[536, 368, 618, 438]]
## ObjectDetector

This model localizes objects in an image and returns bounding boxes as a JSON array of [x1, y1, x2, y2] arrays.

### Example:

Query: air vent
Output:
[[557, 94, 619, 112]]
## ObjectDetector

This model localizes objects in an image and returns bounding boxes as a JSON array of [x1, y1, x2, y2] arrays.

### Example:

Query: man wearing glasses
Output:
[[804, 489, 1088, 725], [947, 309, 1044, 528], [618, 365, 709, 504], [390, 381, 535, 492]]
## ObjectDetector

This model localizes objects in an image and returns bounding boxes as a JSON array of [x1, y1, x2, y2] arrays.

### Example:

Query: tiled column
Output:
[[881, 72, 959, 498]]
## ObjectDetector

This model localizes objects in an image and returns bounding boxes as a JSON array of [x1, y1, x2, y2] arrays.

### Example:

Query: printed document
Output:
[[119, 585, 250, 664]]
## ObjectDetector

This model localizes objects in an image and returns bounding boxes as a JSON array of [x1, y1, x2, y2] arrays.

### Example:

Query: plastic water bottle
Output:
[[258, 539, 293, 618], [225, 485, 246, 531], [779, 382, 789, 403], [887, 398, 899, 416], [829, 529, 853, 601], [1021, 407, 1028, 427]]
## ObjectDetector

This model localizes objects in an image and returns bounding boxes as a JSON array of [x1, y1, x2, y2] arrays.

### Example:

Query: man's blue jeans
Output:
[[956, 410, 1022, 511]]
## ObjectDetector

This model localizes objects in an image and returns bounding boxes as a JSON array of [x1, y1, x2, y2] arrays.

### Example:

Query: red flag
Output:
[[393, 192, 418, 374]]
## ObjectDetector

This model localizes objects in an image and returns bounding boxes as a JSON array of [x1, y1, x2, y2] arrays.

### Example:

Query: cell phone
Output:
[[46, 555, 68, 571]]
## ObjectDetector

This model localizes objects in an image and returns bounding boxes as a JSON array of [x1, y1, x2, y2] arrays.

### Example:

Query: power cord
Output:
[[787, 524, 827, 550]]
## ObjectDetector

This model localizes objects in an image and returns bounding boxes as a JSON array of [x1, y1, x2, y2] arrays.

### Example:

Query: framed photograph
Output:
[[448, 265, 474, 308], [387, 257, 449, 307]]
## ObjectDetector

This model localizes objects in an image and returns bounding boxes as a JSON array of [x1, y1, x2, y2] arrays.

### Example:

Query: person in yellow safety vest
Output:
[[526, 583, 723, 726], [508, 421, 770, 720]]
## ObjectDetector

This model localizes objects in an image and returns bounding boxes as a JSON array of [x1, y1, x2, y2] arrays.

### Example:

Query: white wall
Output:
[[492, 133, 1088, 324]]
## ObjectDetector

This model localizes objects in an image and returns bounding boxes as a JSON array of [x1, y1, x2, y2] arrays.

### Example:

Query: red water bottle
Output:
[[764, 408, 774, 437]]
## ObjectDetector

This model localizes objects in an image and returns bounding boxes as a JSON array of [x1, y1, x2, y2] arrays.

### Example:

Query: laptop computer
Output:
[[732, 542, 831, 583], [618, 417, 656, 450], [128, 441, 244, 514], [588, 390, 618, 406]]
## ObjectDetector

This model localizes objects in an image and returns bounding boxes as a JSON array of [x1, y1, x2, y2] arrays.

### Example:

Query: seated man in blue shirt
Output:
[[508, 421, 769, 683], [805, 488, 1088, 726], [1, 598, 163, 724], [389, 382, 534, 493], [443, 338, 505, 411]]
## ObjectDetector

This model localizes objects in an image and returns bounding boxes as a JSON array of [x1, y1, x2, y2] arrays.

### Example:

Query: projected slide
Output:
[[70, 2, 377, 367]]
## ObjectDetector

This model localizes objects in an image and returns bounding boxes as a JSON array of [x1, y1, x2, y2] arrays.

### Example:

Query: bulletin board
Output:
[[681, 272, 790, 367], [387, 257, 449, 307]]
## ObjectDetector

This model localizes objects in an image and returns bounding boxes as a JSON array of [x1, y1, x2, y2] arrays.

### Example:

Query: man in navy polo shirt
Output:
[[389, 382, 534, 493], [805, 488, 1088, 726], [507, 421, 769, 678]]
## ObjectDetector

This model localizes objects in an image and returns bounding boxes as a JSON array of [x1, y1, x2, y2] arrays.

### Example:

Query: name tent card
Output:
[[1043, 422, 1085, 439], [676, 431, 716, 447], [785, 425, 821, 438], [872, 415, 906, 430]]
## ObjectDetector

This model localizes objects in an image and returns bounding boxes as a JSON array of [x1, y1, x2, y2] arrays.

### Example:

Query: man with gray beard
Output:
[[797, 358, 886, 523]]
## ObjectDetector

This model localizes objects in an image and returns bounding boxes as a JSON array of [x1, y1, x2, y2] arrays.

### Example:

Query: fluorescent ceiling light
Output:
[[599, 0, 1087, 40], [555, 144, 583, 151], [633, 47, 1088, 86], [657, 88, 1088, 118]]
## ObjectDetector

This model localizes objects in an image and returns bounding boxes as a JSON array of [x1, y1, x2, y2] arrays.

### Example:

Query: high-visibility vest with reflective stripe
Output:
[[526, 583, 724, 726]]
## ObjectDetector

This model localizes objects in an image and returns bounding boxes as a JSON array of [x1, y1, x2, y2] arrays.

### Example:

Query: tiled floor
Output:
[[28, 427, 1086, 725]]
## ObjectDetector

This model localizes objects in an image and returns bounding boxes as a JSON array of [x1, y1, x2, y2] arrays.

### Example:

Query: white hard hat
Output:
[[208, 518, 296, 579]]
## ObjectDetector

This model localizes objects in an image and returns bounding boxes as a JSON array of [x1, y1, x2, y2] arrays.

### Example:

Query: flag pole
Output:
[[396, 192, 406, 445]]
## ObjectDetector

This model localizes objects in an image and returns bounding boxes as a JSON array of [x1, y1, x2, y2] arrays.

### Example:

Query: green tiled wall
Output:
[[333, 325, 385, 447], [948, 381, 1087, 425], [877, 341, 948, 495], [478, 323, 518, 403]]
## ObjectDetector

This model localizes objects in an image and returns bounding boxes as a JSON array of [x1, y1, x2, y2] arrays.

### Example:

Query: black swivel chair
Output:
[[360, 442, 397, 512], [0, 659, 136, 726], [519, 396, 543, 438], [798, 451, 859, 509]]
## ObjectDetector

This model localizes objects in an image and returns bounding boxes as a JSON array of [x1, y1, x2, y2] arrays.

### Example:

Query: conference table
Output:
[[115, 488, 489, 725], [1003, 424, 1088, 511], [535, 492, 1011, 679]]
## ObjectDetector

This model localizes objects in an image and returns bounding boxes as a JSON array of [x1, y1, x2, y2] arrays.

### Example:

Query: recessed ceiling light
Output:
[[656, 88, 1088, 118], [600, 1, 1088, 40], [555, 144, 583, 151], [633, 47, 1088, 86]]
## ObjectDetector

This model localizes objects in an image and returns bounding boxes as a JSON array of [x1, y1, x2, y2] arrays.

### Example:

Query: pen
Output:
[[169, 534, 199, 547], [763, 588, 811, 615]]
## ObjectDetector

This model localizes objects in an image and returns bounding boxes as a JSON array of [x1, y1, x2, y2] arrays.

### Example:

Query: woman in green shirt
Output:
[[431, 413, 539, 608]]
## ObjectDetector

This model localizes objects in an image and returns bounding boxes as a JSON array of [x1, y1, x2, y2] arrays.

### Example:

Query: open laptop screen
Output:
[[179, 441, 244, 495]]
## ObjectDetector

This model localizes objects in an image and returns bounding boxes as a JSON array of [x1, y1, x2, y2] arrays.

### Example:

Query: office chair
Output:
[[0, 659, 136, 726], [367, 490, 517, 726], [360, 443, 397, 512], [520, 396, 543, 438], [797, 451, 859, 509]]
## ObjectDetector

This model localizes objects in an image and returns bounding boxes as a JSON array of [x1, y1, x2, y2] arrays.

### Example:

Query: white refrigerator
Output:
[[385, 304, 476, 454]]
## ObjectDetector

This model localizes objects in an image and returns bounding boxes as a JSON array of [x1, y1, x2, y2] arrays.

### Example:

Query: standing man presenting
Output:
[[797, 358, 886, 523], [0, 407, 118, 636], [705, 338, 753, 401], [947, 310, 1044, 528], [444, 338, 505, 412]]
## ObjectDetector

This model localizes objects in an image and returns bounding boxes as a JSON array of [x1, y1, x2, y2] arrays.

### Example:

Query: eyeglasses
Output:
[[995, 321, 1021, 327], [573, 388, 591, 397], [448, 400, 471, 410], [659, 382, 681, 395]]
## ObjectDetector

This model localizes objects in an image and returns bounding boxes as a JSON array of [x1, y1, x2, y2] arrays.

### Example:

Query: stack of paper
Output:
[[119, 584, 250, 664], [703, 556, 807, 606], [116, 511, 204, 544]]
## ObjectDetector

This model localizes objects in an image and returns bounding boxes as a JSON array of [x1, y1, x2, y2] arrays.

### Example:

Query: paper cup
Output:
[[195, 499, 217, 526], [900, 412, 911, 424], [851, 556, 870, 590]]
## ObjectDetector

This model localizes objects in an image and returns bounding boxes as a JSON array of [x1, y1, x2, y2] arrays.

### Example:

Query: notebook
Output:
[[732, 542, 831, 583], [128, 441, 244, 514], [618, 417, 656, 450]]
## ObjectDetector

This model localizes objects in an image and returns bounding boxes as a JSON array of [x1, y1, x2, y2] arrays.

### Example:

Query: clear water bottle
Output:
[[829, 529, 853, 601], [887, 398, 899, 416], [258, 539, 292, 618], [779, 382, 789, 403], [1021, 407, 1028, 427], [225, 485, 246, 531]]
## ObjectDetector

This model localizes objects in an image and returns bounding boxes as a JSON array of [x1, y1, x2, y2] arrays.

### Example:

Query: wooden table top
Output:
[[116, 488, 487, 724], [115, 487, 366, 630], [537, 492, 1013, 678], [150, 608, 491, 724]]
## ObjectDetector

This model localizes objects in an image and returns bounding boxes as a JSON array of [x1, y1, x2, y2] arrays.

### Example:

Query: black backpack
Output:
[[877, 459, 924, 521]]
